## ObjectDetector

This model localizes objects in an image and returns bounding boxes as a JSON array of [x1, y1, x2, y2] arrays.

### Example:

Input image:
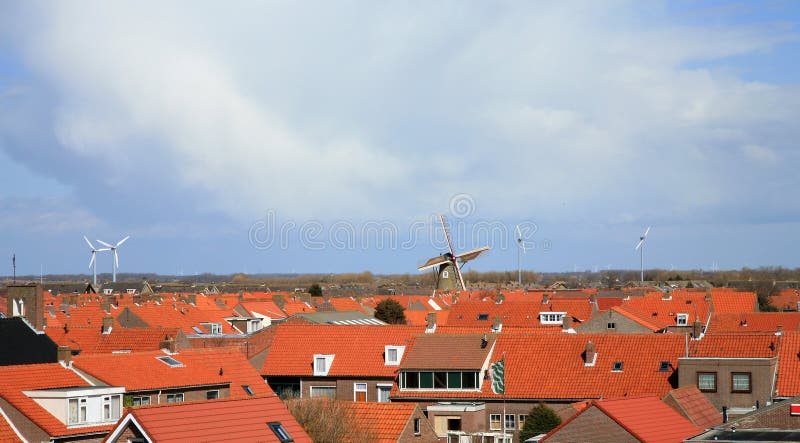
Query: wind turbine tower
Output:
[[634, 227, 651, 285], [97, 236, 130, 283], [84, 236, 109, 287]]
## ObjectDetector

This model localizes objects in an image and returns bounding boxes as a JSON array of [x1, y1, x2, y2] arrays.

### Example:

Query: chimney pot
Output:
[[102, 316, 113, 334], [542, 294, 550, 304], [585, 341, 596, 365], [562, 316, 573, 331]]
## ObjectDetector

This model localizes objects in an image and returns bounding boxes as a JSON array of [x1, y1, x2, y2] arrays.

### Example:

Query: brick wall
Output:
[[398, 407, 439, 443], [302, 378, 394, 402], [546, 406, 638, 443], [677, 357, 776, 410], [575, 310, 653, 334], [108, 422, 147, 443], [0, 397, 49, 443]]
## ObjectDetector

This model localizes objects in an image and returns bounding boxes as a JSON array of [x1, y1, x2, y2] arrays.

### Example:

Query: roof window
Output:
[[612, 361, 624, 372], [156, 356, 183, 367], [268, 422, 294, 442]]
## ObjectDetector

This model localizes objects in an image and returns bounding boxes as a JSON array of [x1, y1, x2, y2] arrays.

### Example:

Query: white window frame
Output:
[[206, 390, 219, 400], [309, 386, 336, 398], [132, 395, 151, 406], [489, 413, 502, 430], [539, 312, 567, 325], [676, 313, 689, 326], [67, 397, 88, 425], [385, 345, 405, 366], [504, 414, 515, 430], [442, 270, 449, 278], [313, 354, 334, 376], [518, 414, 526, 430], [414, 418, 421, 435], [166, 393, 184, 403], [353, 383, 367, 401]]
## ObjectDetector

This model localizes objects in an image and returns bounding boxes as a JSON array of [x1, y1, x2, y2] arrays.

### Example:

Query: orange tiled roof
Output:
[[117, 304, 239, 334], [46, 327, 179, 354], [0, 363, 114, 437], [345, 402, 417, 443], [392, 334, 687, 401], [262, 325, 422, 377], [239, 300, 287, 319], [688, 333, 780, 358], [619, 293, 710, 329], [545, 396, 701, 443], [710, 290, 757, 313], [0, 410, 21, 443], [608, 306, 665, 331], [280, 300, 316, 315], [770, 288, 800, 311], [776, 332, 800, 396], [119, 395, 311, 442], [663, 386, 722, 429], [706, 312, 800, 334], [445, 300, 592, 328], [326, 297, 368, 313], [73, 348, 272, 396]]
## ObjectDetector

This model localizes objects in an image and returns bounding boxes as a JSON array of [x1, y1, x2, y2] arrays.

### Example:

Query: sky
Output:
[[1, 1, 800, 277]]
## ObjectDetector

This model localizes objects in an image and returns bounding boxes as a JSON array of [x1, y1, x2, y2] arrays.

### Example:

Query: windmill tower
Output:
[[417, 215, 489, 293], [514, 225, 532, 287], [97, 236, 130, 282], [634, 227, 651, 285]]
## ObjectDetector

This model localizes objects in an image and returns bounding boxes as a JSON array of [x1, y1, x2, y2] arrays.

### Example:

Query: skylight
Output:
[[477, 314, 489, 321], [659, 361, 670, 372], [156, 356, 183, 367], [242, 385, 254, 396], [268, 422, 294, 442], [612, 361, 624, 372]]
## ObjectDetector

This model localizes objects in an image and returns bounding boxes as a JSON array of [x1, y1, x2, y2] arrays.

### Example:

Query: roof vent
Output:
[[481, 334, 488, 348]]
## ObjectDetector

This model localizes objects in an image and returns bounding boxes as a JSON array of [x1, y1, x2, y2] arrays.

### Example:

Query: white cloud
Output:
[[741, 144, 779, 164], [3, 1, 800, 225]]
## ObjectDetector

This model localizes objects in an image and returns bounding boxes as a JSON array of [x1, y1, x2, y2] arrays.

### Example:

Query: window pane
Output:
[[405, 372, 419, 389], [462, 372, 477, 389], [420, 372, 434, 389], [111, 396, 121, 418], [698, 373, 716, 391], [378, 386, 390, 402], [505, 414, 515, 429], [388, 348, 397, 362], [310, 386, 336, 398], [489, 414, 501, 430], [447, 372, 462, 389], [434, 372, 447, 389], [518, 415, 527, 430], [69, 399, 78, 424], [733, 373, 750, 392]]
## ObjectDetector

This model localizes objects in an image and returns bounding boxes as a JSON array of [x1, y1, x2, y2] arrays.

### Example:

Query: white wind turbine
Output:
[[97, 236, 130, 283], [634, 227, 651, 285], [84, 236, 109, 287], [514, 225, 531, 287]]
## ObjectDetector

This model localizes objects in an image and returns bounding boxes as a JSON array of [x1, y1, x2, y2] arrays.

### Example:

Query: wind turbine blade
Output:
[[84, 236, 95, 250], [88, 252, 95, 269], [521, 242, 527, 254], [440, 215, 456, 257], [643, 226, 651, 238], [635, 239, 645, 250], [114, 250, 119, 269], [96, 248, 110, 252], [96, 239, 113, 248], [116, 235, 130, 247], [515, 225, 522, 239]]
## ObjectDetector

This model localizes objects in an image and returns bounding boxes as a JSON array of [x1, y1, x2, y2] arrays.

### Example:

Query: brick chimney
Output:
[[160, 337, 179, 353], [425, 312, 437, 333], [69, 293, 78, 307], [542, 293, 550, 305], [100, 300, 110, 313], [562, 316, 574, 332], [102, 316, 113, 334], [692, 321, 703, 339], [492, 316, 502, 332], [187, 294, 197, 305], [584, 341, 596, 365], [7, 284, 45, 331], [776, 325, 783, 336], [57, 346, 72, 364]]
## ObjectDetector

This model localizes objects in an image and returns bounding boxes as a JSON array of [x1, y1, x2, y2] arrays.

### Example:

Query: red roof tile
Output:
[[572, 396, 701, 443], [392, 334, 686, 401], [620, 293, 710, 329], [345, 402, 417, 443], [688, 333, 779, 358], [46, 327, 179, 354], [73, 348, 272, 396], [776, 332, 800, 396], [117, 305, 238, 335], [706, 312, 800, 334], [769, 288, 800, 311], [445, 300, 592, 328], [262, 325, 422, 377], [0, 363, 114, 437], [0, 411, 22, 443], [238, 301, 287, 319], [663, 386, 721, 429], [115, 395, 311, 442]]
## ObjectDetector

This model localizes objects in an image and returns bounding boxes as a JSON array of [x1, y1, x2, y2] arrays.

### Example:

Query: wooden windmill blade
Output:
[[455, 246, 490, 263], [418, 255, 450, 271]]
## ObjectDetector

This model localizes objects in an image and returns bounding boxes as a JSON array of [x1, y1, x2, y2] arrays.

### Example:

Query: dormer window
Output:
[[314, 354, 334, 376], [676, 313, 689, 326], [385, 346, 405, 366], [539, 312, 566, 325], [126, 289, 136, 294]]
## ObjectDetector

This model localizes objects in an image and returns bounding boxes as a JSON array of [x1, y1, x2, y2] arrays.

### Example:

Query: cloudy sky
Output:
[[1, 1, 799, 277]]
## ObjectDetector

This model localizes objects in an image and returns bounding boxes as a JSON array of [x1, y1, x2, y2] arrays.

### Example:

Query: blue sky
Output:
[[1, 1, 800, 277]]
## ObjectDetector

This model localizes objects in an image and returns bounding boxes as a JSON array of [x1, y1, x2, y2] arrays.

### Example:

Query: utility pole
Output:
[[12, 254, 16, 283]]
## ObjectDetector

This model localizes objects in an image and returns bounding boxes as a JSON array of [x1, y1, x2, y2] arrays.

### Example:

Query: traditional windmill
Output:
[[417, 215, 489, 292]]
